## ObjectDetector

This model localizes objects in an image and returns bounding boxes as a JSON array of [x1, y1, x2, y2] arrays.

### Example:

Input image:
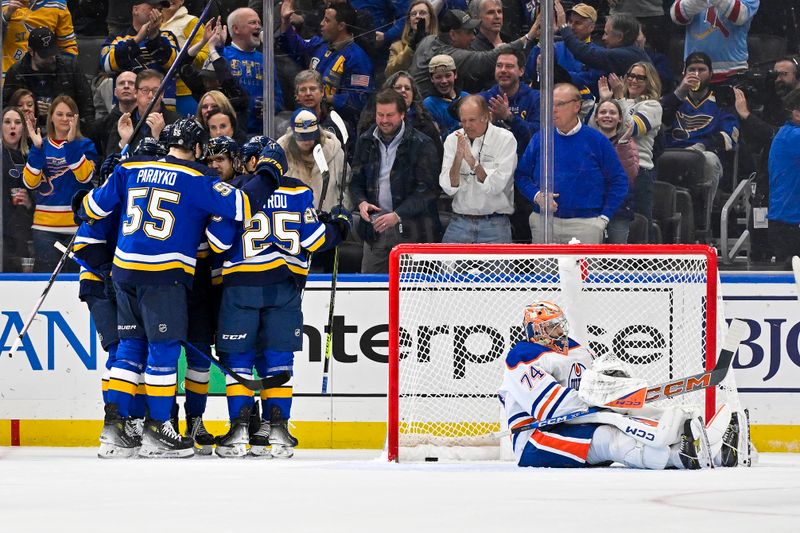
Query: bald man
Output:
[[514, 83, 628, 244]]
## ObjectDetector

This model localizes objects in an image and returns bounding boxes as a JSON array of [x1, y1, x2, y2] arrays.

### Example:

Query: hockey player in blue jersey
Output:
[[206, 140, 351, 458], [79, 117, 252, 458], [499, 301, 740, 469]]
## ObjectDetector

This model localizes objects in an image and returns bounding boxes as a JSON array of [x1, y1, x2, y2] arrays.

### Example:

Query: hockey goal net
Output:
[[387, 244, 745, 462]]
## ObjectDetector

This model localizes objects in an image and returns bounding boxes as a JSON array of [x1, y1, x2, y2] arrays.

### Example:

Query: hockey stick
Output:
[[313, 144, 331, 209], [320, 110, 350, 394], [495, 319, 749, 438], [53, 241, 104, 279], [120, 0, 214, 156], [182, 341, 289, 391], [5, 233, 77, 358]]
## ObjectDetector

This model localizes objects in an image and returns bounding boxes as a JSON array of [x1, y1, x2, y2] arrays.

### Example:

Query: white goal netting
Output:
[[387, 245, 746, 462]]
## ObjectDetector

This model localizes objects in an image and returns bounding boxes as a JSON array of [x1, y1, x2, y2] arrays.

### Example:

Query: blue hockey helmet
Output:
[[240, 135, 271, 161], [255, 138, 287, 179], [133, 136, 168, 157], [165, 117, 206, 152], [205, 135, 240, 159]]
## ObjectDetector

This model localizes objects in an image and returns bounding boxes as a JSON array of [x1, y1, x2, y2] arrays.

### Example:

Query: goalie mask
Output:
[[523, 301, 569, 354]]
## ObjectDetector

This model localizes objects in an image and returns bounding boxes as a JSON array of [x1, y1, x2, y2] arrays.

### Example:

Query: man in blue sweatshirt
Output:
[[515, 83, 628, 244], [767, 88, 800, 267]]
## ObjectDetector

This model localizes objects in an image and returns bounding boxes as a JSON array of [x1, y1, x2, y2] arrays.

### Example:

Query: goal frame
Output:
[[387, 244, 719, 462]]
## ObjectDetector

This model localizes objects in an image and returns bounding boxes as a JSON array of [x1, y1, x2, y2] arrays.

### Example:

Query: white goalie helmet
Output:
[[523, 301, 570, 354]]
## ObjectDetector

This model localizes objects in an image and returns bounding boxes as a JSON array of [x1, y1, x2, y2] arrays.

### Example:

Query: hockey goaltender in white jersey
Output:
[[499, 300, 740, 469]]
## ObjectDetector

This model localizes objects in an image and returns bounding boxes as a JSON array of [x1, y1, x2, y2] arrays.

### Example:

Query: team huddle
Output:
[[72, 117, 350, 459]]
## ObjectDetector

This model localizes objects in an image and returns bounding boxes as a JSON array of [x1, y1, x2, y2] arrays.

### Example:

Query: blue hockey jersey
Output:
[[278, 26, 373, 128], [207, 176, 344, 288], [671, 0, 759, 77], [222, 45, 284, 134], [81, 155, 251, 286], [663, 91, 739, 152]]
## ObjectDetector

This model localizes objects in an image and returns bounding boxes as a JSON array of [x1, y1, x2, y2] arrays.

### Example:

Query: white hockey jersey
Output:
[[498, 338, 595, 463]]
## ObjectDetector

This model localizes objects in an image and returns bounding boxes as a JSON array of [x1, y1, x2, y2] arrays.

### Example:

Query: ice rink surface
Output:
[[1, 448, 798, 533]]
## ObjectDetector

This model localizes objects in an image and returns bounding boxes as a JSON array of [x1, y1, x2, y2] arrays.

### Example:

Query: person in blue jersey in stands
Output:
[[77, 117, 252, 458], [278, 0, 373, 135]]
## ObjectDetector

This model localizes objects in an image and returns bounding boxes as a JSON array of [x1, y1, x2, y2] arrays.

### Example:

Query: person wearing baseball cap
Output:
[[0, 0, 78, 73], [554, 2, 648, 77], [662, 49, 739, 237], [409, 8, 541, 97], [524, 2, 602, 98], [2, 27, 96, 134], [277, 107, 347, 212], [422, 54, 469, 139]]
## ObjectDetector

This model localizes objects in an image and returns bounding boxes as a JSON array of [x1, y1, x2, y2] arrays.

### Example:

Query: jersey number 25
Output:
[[243, 211, 302, 257]]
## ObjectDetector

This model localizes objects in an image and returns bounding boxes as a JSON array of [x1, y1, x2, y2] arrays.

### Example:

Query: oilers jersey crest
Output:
[[81, 155, 251, 286]]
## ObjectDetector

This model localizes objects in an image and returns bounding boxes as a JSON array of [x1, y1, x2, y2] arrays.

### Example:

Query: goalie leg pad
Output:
[[575, 407, 685, 448], [587, 426, 670, 469]]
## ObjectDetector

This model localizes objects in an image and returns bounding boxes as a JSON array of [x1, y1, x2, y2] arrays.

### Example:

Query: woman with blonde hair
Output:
[[599, 61, 662, 240], [2, 106, 33, 271], [386, 0, 438, 77], [23, 95, 96, 272]]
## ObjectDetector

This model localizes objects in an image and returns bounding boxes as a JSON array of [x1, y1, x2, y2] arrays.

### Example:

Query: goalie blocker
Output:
[[498, 303, 747, 469]]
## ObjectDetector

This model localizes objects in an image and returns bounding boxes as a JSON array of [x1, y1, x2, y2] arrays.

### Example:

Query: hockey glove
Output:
[[71, 189, 91, 225], [99, 152, 121, 185], [327, 205, 352, 240]]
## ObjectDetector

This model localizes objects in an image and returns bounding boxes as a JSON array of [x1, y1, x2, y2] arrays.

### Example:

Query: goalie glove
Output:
[[578, 361, 646, 408]]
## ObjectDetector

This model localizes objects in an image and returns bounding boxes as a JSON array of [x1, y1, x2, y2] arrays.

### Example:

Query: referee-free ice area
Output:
[[1, 448, 798, 532]]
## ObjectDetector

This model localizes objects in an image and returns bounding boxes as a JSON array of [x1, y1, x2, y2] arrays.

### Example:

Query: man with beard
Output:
[[350, 88, 441, 273], [661, 52, 738, 238], [3, 28, 95, 135]]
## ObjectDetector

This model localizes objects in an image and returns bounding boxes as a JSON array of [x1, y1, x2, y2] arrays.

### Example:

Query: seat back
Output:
[[652, 180, 682, 244], [656, 148, 708, 191], [628, 213, 650, 244], [75, 36, 106, 82], [747, 34, 787, 66]]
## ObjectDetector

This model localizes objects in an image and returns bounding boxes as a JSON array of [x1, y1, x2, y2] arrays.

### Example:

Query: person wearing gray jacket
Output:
[[409, 9, 537, 97]]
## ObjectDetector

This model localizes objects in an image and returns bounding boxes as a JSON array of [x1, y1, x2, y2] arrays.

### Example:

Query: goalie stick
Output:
[[182, 342, 289, 391], [495, 319, 748, 438]]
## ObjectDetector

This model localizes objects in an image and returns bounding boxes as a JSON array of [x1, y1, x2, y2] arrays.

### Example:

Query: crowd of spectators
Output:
[[1, 0, 799, 273]]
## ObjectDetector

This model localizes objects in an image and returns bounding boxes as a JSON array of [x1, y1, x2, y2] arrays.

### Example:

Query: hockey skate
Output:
[[185, 407, 214, 456], [214, 406, 250, 458], [138, 418, 195, 458], [718, 412, 740, 467], [677, 417, 712, 469], [125, 417, 144, 452], [98, 404, 138, 459], [249, 417, 272, 458], [268, 406, 298, 459]]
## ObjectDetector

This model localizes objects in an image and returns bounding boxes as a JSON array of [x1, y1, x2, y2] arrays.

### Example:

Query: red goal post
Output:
[[387, 244, 723, 462]]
